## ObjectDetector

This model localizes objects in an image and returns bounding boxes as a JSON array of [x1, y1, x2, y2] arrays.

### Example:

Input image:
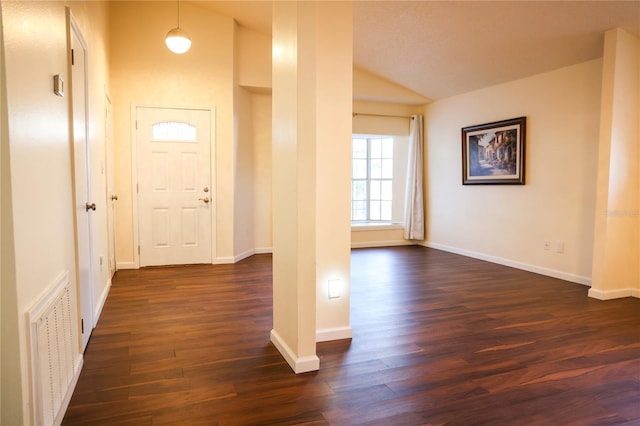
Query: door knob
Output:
[[85, 202, 96, 211], [111, 194, 118, 201], [198, 197, 210, 203]]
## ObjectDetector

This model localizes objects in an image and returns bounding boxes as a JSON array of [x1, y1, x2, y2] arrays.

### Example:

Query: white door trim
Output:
[[131, 104, 217, 267]]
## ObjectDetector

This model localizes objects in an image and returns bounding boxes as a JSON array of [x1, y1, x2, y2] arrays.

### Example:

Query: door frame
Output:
[[131, 104, 217, 267]]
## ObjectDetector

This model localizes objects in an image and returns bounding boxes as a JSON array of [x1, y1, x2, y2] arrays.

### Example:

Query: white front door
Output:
[[136, 107, 212, 266], [69, 14, 94, 351]]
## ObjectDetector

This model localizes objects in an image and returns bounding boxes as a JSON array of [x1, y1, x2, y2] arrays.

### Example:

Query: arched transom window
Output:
[[152, 121, 197, 142]]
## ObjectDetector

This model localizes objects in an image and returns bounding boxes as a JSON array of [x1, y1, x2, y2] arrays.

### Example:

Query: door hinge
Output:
[[135, 120, 138, 130], [138, 245, 140, 255], [81, 318, 84, 334], [71, 49, 75, 66], [137, 183, 139, 193]]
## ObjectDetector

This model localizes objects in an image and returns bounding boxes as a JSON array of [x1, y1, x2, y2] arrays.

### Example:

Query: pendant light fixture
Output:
[[165, 0, 191, 54]]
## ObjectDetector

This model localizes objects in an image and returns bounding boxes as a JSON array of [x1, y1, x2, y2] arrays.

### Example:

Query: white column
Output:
[[589, 28, 640, 300], [270, 1, 353, 373], [314, 2, 353, 343]]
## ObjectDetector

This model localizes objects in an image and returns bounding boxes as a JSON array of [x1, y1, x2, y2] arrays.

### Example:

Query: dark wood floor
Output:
[[63, 246, 640, 425]]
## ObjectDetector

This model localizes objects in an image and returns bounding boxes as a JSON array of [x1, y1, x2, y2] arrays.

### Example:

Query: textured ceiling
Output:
[[195, 1, 640, 101]]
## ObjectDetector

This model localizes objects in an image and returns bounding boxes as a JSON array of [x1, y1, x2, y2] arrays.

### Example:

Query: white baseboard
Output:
[[219, 247, 273, 264], [53, 356, 83, 426], [119, 249, 273, 268], [270, 329, 320, 374], [316, 326, 353, 342], [213, 256, 235, 264], [116, 261, 137, 270], [588, 287, 639, 300], [234, 249, 256, 263], [93, 277, 111, 325], [422, 241, 591, 286], [351, 240, 414, 249]]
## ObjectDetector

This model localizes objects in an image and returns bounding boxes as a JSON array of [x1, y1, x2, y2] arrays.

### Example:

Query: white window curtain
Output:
[[404, 114, 425, 240]]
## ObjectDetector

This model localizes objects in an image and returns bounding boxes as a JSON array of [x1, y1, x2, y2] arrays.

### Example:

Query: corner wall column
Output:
[[270, 1, 353, 373], [589, 28, 640, 300]]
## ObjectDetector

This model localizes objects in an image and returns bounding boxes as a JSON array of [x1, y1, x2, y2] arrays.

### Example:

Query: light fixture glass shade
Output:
[[165, 27, 191, 54]]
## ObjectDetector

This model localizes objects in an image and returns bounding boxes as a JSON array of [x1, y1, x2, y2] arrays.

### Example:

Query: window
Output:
[[152, 121, 197, 142], [352, 136, 394, 222]]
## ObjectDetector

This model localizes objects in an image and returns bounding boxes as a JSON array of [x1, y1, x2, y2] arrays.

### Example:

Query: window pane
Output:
[[351, 201, 367, 221], [370, 180, 380, 200], [380, 201, 392, 221], [352, 159, 367, 179], [353, 138, 367, 158], [370, 201, 381, 220], [370, 159, 382, 179], [381, 180, 392, 200], [370, 138, 381, 158], [152, 121, 196, 142], [352, 181, 367, 201], [381, 159, 393, 179]]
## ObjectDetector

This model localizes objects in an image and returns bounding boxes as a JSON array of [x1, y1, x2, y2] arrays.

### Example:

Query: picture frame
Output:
[[462, 116, 526, 185]]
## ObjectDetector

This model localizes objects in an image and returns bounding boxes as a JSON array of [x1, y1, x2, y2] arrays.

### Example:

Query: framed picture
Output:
[[462, 117, 526, 185]]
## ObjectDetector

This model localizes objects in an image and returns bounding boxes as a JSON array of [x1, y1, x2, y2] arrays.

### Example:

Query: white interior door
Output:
[[137, 107, 212, 266], [69, 14, 94, 351]]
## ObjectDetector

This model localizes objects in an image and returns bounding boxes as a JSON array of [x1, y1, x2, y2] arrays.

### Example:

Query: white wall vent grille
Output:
[[28, 271, 81, 426]]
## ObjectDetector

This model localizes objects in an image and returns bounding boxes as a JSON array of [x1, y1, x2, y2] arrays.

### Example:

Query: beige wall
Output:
[[425, 59, 602, 283], [109, 1, 236, 265], [0, 1, 110, 422], [3, 3, 78, 421], [237, 26, 272, 255], [234, 85, 255, 258], [0, 3, 23, 421], [238, 26, 271, 90], [351, 226, 409, 248], [354, 67, 431, 105], [251, 92, 272, 251]]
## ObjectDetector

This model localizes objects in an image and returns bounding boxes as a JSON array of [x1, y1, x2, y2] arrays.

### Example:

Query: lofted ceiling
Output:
[[195, 1, 640, 102]]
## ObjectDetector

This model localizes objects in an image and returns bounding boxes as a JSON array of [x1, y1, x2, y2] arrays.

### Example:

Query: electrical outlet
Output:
[[555, 242, 564, 253], [543, 241, 551, 251]]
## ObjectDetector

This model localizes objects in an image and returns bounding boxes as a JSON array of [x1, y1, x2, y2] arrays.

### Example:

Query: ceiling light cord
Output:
[[177, 0, 180, 28]]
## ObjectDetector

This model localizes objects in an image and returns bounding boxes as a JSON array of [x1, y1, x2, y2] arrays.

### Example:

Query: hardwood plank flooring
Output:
[[63, 246, 640, 425]]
